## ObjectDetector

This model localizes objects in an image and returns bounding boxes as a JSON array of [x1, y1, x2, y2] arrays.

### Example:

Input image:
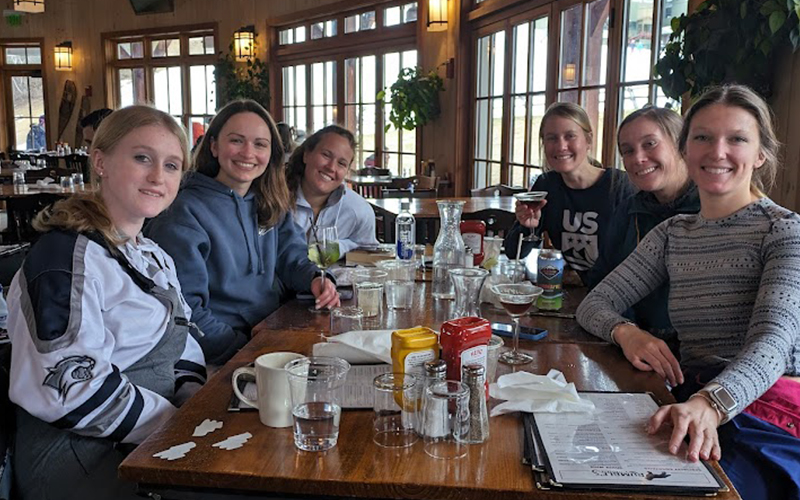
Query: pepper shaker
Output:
[[462, 364, 489, 443]]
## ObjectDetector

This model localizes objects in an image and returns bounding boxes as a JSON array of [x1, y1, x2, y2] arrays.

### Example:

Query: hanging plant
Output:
[[655, 0, 800, 100], [377, 67, 445, 132], [215, 35, 270, 109]]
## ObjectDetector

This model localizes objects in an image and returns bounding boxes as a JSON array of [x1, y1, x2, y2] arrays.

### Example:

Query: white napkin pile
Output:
[[489, 369, 595, 416], [312, 329, 393, 364]]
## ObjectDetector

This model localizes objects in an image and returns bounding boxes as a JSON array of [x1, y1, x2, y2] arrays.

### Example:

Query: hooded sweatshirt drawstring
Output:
[[231, 193, 258, 274]]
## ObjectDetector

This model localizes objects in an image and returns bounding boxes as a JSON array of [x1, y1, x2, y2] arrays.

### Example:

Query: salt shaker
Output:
[[418, 360, 447, 435], [462, 364, 489, 443]]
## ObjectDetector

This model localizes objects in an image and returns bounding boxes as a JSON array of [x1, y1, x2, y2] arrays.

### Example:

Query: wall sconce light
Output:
[[13, 0, 44, 13], [563, 63, 576, 84], [233, 26, 255, 62], [54, 41, 73, 71], [427, 0, 447, 32]]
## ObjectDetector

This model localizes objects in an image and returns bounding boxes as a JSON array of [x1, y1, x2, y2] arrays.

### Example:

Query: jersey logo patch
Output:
[[43, 355, 96, 401]]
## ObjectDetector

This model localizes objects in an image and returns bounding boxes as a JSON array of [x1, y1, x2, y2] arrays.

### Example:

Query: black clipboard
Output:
[[524, 392, 728, 496]]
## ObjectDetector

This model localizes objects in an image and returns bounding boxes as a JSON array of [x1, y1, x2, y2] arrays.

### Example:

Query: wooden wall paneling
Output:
[[770, 47, 795, 209]]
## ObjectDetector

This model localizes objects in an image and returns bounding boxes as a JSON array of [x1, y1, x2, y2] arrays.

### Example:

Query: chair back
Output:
[[470, 184, 526, 197], [461, 209, 516, 237], [381, 188, 437, 199]]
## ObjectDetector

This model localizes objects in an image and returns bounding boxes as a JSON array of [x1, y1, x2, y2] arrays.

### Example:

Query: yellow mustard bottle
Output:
[[391, 326, 439, 379]]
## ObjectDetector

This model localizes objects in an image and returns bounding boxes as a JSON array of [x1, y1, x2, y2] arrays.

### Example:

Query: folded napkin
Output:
[[489, 369, 595, 416], [312, 329, 393, 364], [36, 177, 55, 185]]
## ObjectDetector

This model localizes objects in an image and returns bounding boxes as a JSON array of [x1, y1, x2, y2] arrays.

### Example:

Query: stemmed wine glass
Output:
[[307, 225, 340, 314], [490, 283, 543, 365], [512, 192, 548, 256]]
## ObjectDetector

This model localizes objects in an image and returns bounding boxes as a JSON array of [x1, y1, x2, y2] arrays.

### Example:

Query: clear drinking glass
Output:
[[329, 306, 363, 336], [12, 171, 25, 188], [376, 260, 416, 310], [60, 176, 74, 189], [352, 268, 388, 317], [490, 283, 543, 365], [285, 356, 351, 452], [421, 380, 470, 459], [449, 268, 489, 318], [307, 225, 340, 315], [71, 172, 84, 188], [432, 201, 466, 300], [373, 373, 419, 448]]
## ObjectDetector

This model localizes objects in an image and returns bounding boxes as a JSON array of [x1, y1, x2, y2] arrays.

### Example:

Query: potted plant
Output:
[[215, 34, 270, 108], [377, 67, 445, 131], [655, 0, 800, 99]]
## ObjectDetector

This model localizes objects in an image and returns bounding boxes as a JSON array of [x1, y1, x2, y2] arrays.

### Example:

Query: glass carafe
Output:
[[432, 200, 466, 299], [449, 268, 489, 318]]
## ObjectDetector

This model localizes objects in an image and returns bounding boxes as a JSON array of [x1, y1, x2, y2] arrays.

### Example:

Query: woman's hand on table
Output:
[[648, 397, 722, 462], [614, 323, 683, 387], [312, 276, 340, 310], [515, 199, 547, 229]]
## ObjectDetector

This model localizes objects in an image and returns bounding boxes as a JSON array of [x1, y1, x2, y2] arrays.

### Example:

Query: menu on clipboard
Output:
[[524, 392, 728, 495]]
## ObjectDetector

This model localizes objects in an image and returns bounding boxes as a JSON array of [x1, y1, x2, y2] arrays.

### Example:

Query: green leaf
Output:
[[760, 0, 781, 16], [791, 26, 800, 50], [769, 10, 786, 34], [740, 2, 747, 19]]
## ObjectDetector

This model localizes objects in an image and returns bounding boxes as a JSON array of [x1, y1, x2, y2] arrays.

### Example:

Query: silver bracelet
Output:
[[688, 392, 723, 425]]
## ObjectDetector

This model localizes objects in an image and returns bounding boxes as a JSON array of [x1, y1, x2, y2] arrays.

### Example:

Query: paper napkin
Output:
[[489, 369, 595, 416]]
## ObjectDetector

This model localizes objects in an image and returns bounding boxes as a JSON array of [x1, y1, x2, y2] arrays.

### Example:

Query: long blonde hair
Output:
[[34, 106, 190, 246]]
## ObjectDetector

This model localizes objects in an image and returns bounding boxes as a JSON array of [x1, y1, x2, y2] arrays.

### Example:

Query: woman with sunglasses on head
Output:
[[578, 85, 800, 499], [584, 107, 701, 369], [286, 125, 378, 256], [503, 102, 633, 281], [7, 106, 206, 500], [147, 100, 339, 366]]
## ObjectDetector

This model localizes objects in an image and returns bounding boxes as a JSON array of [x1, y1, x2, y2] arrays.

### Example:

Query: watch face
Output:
[[711, 387, 737, 412]]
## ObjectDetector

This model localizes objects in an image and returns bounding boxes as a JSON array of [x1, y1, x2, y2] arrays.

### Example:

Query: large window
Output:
[[470, 0, 688, 188], [1, 43, 46, 152], [276, 2, 418, 176], [104, 26, 217, 145]]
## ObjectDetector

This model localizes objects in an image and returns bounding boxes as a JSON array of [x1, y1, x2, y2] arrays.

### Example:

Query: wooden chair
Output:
[[461, 209, 516, 238], [470, 184, 526, 197], [66, 154, 90, 180], [381, 188, 437, 199]]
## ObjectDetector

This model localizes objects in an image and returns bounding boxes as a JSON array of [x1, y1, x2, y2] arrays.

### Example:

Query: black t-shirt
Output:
[[504, 168, 634, 274]]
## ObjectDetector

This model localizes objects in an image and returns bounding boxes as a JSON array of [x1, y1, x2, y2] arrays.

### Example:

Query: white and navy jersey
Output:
[[7, 230, 206, 445]]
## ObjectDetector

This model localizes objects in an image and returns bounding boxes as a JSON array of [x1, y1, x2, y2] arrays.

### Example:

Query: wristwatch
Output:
[[704, 383, 738, 422]]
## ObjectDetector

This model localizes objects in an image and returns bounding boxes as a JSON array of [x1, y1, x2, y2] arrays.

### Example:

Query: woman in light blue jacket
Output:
[[147, 100, 339, 365]]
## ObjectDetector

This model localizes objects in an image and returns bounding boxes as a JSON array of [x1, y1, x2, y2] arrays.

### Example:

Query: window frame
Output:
[[271, 0, 419, 174], [0, 38, 49, 153], [102, 23, 218, 142]]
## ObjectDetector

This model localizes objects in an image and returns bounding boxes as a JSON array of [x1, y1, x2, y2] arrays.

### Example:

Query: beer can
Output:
[[536, 250, 564, 310]]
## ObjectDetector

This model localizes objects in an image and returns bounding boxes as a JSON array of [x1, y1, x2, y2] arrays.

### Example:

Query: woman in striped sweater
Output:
[[577, 84, 800, 500]]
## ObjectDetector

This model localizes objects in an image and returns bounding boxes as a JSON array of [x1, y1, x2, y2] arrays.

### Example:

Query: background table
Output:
[[119, 281, 739, 500]]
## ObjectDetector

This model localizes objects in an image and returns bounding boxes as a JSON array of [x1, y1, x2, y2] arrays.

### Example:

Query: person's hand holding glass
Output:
[[307, 225, 341, 313]]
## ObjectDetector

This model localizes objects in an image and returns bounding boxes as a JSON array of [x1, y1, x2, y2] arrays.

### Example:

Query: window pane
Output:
[[311, 22, 324, 40], [559, 4, 581, 88], [532, 17, 549, 92], [117, 43, 131, 60], [312, 63, 325, 105], [190, 117, 209, 146], [283, 66, 295, 106], [15, 118, 33, 151], [131, 41, 144, 58], [189, 37, 205, 55], [474, 160, 487, 189], [345, 14, 359, 33], [492, 32, 505, 96], [660, 0, 688, 55], [475, 99, 489, 160], [385, 6, 401, 26], [510, 96, 526, 164], [361, 11, 376, 30], [5, 47, 26, 64], [583, 0, 609, 86], [166, 38, 180, 57], [655, 85, 680, 110], [152, 40, 166, 57], [26, 47, 41, 64], [490, 98, 503, 162], [529, 93, 547, 166], [384, 52, 399, 90], [345, 58, 359, 104], [403, 3, 417, 23], [489, 162, 501, 186], [362, 55, 376, 101], [619, 84, 650, 121], [295, 26, 306, 43], [205, 35, 215, 54], [361, 104, 376, 155], [559, 89, 579, 103], [119, 69, 134, 107], [581, 87, 605, 162], [512, 22, 530, 95], [279, 29, 292, 45], [153, 66, 183, 115], [326, 20, 337, 37], [623, 0, 653, 82], [296, 65, 306, 105], [476, 35, 491, 98], [190, 65, 216, 115], [11, 76, 31, 118]]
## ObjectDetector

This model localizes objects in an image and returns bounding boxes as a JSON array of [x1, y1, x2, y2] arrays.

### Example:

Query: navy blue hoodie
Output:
[[146, 173, 319, 364]]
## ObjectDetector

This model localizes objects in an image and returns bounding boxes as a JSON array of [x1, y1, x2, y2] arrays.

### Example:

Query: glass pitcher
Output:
[[449, 268, 489, 318], [432, 200, 466, 299]]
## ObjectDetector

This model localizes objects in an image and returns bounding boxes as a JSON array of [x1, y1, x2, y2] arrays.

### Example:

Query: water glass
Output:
[[413, 244, 427, 271], [421, 380, 470, 459], [373, 373, 419, 448], [486, 335, 504, 383], [329, 306, 363, 336], [71, 172, 84, 187], [12, 171, 25, 187], [59, 176, 74, 189], [377, 260, 416, 310], [285, 356, 351, 452], [353, 269, 387, 318]]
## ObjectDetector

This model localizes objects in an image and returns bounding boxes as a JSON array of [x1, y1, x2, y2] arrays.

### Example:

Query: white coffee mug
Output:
[[231, 352, 305, 428]]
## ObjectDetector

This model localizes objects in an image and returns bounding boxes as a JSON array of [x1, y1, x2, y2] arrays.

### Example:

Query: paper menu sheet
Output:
[[532, 392, 725, 491]]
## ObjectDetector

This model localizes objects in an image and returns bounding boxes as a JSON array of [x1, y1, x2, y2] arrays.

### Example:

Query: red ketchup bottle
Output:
[[460, 220, 486, 266], [440, 317, 492, 399]]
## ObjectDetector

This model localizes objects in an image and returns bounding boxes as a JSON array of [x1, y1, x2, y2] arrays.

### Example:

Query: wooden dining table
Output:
[[369, 196, 517, 244], [118, 281, 740, 500]]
